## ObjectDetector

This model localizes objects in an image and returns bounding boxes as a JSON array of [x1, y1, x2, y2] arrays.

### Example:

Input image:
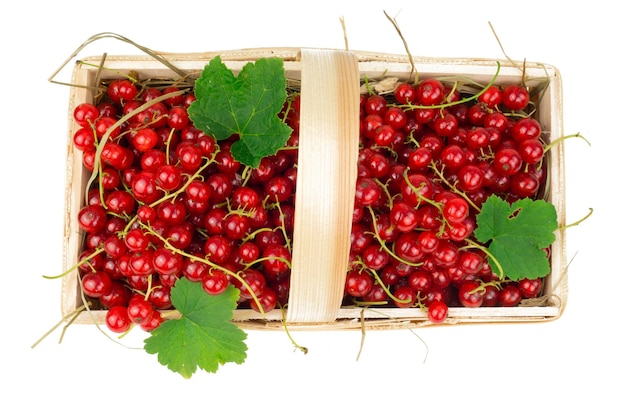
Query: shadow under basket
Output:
[[61, 47, 567, 331]]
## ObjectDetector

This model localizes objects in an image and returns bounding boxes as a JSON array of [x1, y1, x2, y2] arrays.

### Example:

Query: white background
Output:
[[2, 1, 619, 416]]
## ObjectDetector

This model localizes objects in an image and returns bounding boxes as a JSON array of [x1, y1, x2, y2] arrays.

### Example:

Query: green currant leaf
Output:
[[143, 279, 247, 379], [474, 195, 558, 281], [187, 56, 292, 169]]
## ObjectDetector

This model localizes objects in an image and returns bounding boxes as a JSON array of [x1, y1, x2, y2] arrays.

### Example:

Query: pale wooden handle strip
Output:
[[285, 49, 360, 323]]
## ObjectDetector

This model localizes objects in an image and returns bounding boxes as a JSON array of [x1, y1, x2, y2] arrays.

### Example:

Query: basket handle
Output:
[[285, 49, 360, 323]]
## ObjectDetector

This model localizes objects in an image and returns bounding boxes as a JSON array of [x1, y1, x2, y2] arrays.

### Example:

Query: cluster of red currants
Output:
[[72, 79, 301, 333], [345, 79, 547, 322]]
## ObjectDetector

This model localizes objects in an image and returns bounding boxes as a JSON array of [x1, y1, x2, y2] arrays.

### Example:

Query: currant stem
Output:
[[240, 166, 252, 187], [356, 308, 366, 361], [242, 226, 277, 243], [245, 256, 292, 270], [560, 207, 593, 230], [49, 32, 189, 88], [544, 132, 590, 154], [468, 279, 504, 296], [42, 247, 106, 279], [269, 199, 292, 253], [401, 169, 442, 210], [279, 303, 308, 354], [383, 10, 416, 84], [487, 21, 530, 77], [354, 305, 429, 364], [362, 75, 375, 96], [31, 303, 89, 348], [373, 178, 394, 210], [352, 300, 388, 307]]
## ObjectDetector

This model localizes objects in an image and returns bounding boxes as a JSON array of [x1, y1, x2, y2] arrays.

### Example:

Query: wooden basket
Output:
[[61, 47, 566, 330]]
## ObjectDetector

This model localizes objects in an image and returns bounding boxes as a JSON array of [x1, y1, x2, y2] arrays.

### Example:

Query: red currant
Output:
[[105, 305, 132, 333], [427, 300, 448, 323]]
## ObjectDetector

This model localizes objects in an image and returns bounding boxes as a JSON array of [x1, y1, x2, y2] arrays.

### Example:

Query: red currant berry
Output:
[[510, 118, 542, 143], [74, 103, 100, 127], [202, 270, 230, 295], [77, 204, 108, 234], [393, 286, 417, 308], [394, 82, 417, 104], [389, 201, 419, 233], [132, 128, 159, 152], [155, 164, 183, 192], [152, 247, 183, 275], [105, 305, 133, 333], [458, 281, 484, 308], [127, 296, 154, 324], [518, 278, 543, 298], [502, 85, 530, 111], [384, 107, 408, 130], [498, 285, 522, 307], [493, 147, 523, 177], [510, 171, 540, 198], [518, 139, 545, 164], [81, 271, 113, 298], [417, 78, 445, 106], [345, 269, 374, 298], [167, 106, 190, 130], [262, 244, 291, 275], [364, 94, 388, 116], [140, 312, 164, 332], [100, 281, 131, 308], [442, 197, 470, 224], [354, 177, 382, 207], [478, 85, 502, 108], [427, 300, 449, 323], [73, 127, 97, 151]]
